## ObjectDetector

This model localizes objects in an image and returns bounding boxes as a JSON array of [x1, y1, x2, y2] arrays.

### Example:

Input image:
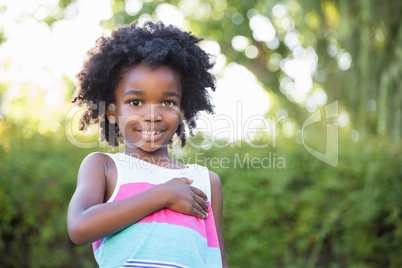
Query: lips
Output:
[[135, 129, 166, 142], [139, 130, 163, 135]]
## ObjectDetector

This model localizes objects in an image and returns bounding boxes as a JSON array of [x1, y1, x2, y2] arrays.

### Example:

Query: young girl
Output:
[[67, 21, 227, 268]]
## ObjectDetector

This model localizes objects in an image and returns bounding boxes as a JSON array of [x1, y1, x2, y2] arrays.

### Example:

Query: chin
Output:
[[140, 145, 165, 152], [125, 140, 167, 152]]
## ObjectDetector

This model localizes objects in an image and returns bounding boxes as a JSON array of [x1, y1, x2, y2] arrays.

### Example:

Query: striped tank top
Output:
[[92, 153, 222, 268]]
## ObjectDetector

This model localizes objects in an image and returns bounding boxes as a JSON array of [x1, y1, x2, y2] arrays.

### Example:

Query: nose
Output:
[[143, 104, 162, 122]]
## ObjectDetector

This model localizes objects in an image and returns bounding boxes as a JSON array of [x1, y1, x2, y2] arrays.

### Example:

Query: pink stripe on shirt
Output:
[[114, 182, 219, 248]]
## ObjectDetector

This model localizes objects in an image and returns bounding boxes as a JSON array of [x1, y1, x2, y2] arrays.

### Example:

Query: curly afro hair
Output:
[[72, 21, 216, 147]]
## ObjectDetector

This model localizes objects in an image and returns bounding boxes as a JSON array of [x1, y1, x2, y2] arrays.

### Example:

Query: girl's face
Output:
[[108, 64, 183, 156]]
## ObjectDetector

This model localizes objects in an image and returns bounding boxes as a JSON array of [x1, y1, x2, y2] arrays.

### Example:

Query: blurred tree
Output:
[[78, 0, 401, 141], [1, 0, 400, 141]]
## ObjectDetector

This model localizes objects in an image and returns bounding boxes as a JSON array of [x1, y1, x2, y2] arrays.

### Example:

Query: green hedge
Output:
[[0, 124, 96, 267], [0, 123, 401, 267], [204, 137, 402, 268]]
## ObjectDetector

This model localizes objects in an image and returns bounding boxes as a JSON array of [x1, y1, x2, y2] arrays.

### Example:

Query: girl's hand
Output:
[[162, 177, 209, 219]]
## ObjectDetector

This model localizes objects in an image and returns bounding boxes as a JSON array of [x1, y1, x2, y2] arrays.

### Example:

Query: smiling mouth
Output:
[[138, 130, 164, 135]]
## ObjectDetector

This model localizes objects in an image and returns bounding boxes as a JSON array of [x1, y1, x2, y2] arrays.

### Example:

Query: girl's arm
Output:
[[210, 170, 228, 268], [67, 153, 209, 246]]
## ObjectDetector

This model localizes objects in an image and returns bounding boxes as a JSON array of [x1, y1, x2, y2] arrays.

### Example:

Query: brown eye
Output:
[[129, 100, 142, 106], [162, 101, 176, 107]]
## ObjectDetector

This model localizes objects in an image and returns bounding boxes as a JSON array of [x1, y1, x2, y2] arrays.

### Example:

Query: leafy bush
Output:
[[0, 123, 97, 267], [197, 136, 402, 268], [0, 122, 401, 267]]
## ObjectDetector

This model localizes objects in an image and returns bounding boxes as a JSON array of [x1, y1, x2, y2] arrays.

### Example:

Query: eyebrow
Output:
[[162, 91, 180, 98], [123, 90, 180, 99], [123, 90, 143, 97]]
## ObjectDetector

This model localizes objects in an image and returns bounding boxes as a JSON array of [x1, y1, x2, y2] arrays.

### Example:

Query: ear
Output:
[[107, 104, 116, 124], [180, 108, 185, 121]]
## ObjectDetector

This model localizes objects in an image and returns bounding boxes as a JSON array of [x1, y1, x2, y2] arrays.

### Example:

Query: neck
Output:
[[123, 146, 186, 169], [124, 146, 171, 161]]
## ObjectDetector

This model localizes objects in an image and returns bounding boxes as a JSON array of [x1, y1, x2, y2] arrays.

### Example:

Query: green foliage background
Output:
[[0, 0, 401, 267], [0, 125, 401, 267]]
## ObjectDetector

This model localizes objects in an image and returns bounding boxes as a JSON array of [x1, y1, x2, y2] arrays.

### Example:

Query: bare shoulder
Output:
[[71, 152, 116, 211], [209, 170, 222, 189], [208, 170, 223, 203], [79, 152, 117, 196], [76, 153, 116, 194], [78, 152, 117, 179], [80, 152, 113, 171]]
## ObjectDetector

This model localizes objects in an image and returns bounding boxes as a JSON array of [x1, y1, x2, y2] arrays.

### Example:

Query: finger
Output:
[[178, 177, 193, 184], [191, 203, 208, 219], [191, 186, 208, 201], [194, 195, 210, 212]]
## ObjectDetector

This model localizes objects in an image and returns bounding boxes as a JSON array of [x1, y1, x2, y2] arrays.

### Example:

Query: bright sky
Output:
[[0, 0, 349, 142], [0, 0, 111, 111], [0, 0, 273, 142]]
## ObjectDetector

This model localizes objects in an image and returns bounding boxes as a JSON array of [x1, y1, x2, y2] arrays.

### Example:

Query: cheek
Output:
[[168, 111, 182, 125], [117, 113, 144, 132]]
